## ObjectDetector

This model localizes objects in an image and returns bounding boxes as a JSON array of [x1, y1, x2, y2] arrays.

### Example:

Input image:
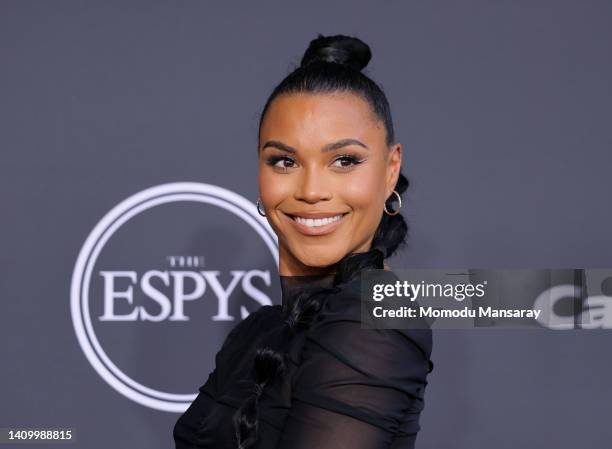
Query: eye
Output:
[[332, 154, 365, 169], [265, 155, 296, 171]]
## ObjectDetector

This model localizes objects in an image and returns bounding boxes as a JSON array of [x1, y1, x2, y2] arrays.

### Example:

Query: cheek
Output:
[[341, 167, 386, 212], [258, 168, 291, 204]]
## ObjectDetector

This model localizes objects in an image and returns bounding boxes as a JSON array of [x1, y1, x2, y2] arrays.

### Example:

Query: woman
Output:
[[174, 33, 434, 449]]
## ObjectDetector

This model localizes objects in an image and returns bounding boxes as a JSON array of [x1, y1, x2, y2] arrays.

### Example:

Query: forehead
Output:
[[260, 92, 385, 144]]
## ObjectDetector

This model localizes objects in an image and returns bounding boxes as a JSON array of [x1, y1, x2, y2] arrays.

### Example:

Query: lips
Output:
[[286, 211, 349, 219], [281, 211, 349, 236], [292, 214, 344, 227]]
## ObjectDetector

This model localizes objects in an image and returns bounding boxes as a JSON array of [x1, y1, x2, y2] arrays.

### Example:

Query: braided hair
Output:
[[233, 33, 410, 449]]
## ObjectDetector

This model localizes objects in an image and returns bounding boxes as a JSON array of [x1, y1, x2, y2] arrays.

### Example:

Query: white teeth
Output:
[[293, 214, 344, 227]]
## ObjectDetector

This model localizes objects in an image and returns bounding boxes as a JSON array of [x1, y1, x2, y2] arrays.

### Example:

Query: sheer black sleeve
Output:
[[174, 305, 278, 448], [276, 293, 433, 449]]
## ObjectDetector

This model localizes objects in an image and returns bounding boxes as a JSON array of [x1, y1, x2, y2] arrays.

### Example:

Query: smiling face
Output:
[[258, 92, 402, 276]]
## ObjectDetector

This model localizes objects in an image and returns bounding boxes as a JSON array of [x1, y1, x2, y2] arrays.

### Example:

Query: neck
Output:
[[279, 272, 336, 313]]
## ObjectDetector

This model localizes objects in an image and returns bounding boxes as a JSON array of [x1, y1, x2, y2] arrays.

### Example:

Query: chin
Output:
[[293, 247, 345, 269]]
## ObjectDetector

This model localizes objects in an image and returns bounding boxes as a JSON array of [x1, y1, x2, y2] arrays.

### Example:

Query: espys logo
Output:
[[70, 182, 278, 412]]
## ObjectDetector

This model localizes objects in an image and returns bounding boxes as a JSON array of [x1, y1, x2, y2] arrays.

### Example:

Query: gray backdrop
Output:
[[2, 1, 611, 448]]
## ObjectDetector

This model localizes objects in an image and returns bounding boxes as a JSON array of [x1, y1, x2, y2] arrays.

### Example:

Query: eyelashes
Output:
[[264, 154, 366, 171]]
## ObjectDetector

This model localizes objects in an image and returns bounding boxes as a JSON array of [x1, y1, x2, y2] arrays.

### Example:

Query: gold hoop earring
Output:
[[256, 198, 266, 217], [384, 190, 402, 216]]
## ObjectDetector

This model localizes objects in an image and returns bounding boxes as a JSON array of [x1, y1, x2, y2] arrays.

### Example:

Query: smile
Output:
[[282, 211, 349, 236], [292, 214, 344, 227]]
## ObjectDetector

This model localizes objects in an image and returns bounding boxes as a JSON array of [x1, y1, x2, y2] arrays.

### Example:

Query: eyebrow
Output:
[[261, 138, 369, 154]]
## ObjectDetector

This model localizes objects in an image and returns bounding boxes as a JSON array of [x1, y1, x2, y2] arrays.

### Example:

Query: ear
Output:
[[386, 143, 402, 199]]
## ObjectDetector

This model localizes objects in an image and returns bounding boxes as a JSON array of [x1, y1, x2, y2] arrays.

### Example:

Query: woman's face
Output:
[[258, 92, 402, 276]]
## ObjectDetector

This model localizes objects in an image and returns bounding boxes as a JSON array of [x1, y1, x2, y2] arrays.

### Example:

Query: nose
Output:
[[294, 164, 332, 203]]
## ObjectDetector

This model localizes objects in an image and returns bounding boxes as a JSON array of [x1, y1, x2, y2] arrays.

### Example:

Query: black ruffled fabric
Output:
[[173, 272, 433, 449]]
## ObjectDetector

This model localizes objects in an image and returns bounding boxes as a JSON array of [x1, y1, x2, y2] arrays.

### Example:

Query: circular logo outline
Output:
[[71, 182, 278, 412]]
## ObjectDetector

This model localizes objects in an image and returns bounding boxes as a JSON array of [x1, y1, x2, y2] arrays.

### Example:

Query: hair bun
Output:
[[300, 34, 372, 72]]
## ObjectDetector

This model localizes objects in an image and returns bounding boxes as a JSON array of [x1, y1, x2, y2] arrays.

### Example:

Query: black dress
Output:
[[173, 271, 434, 449]]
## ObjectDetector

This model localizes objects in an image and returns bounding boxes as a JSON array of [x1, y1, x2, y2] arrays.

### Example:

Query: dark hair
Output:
[[233, 33, 410, 449]]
